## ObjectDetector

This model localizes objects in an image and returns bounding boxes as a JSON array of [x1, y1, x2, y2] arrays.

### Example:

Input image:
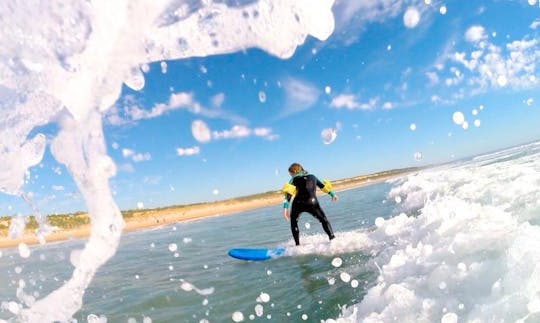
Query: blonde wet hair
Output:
[[288, 163, 304, 175]]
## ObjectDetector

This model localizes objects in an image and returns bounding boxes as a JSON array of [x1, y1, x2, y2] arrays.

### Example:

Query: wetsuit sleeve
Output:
[[316, 178, 325, 189], [282, 180, 295, 209], [283, 193, 291, 209], [316, 177, 336, 198]]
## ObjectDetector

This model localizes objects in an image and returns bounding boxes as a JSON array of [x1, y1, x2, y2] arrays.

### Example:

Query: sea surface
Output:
[[2, 141, 540, 322]]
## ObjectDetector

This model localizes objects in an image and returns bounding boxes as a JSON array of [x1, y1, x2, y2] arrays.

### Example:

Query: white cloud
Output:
[[444, 67, 464, 86], [117, 163, 135, 173], [169, 92, 197, 110], [143, 176, 162, 185], [382, 102, 394, 110], [453, 52, 480, 71], [122, 148, 134, 158], [330, 94, 359, 109], [253, 127, 279, 141], [464, 25, 487, 43], [425, 71, 440, 85], [359, 97, 379, 110], [211, 93, 225, 108], [104, 112, 122, 125], [213, 125, 251, 140], [332, 0, 414, 44], [431, 95, 441, 104], [176, 146, 200, 156], [125, 92, 197, 121], [506, 38, 537, 52], [330, 94, 379, 110], [444, 34, 540, 95], [400, 81, 408, 92], [107, 92, 246, 126], [430, 95, 456, 105], [132, 152, 151, 162], [531, 19, 540, 30], [52, 185, 65, 191], [279, 77, 320, 117], [105, 93, 195, 125], [211, 125, 277, 141], [121, 148, 151, 162], [192, 120, 277, 142]]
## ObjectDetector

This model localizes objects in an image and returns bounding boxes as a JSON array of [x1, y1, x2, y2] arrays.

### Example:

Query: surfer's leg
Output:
[[290, 209, 301, 246], [311, 207, 335, 241]]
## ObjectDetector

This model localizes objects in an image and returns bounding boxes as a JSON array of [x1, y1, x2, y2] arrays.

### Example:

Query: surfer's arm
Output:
[[316, 178, 337, 200], [282, 207, 289, 221], [282, 194, 291, 221], [281, 181, 295, 221], [281, 183, 294, 207]]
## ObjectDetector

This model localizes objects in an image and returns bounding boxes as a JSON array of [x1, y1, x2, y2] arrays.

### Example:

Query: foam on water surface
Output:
[[327, 142, 540, 322]]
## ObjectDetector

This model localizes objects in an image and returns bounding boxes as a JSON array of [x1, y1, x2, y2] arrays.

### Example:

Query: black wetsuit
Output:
[[285, 173, 335, 245]]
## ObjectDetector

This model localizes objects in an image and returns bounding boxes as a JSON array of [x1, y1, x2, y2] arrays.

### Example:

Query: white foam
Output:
[[283, 229, 378, 258], [329, 142, 540, 322], [179, 280, 215, 296]]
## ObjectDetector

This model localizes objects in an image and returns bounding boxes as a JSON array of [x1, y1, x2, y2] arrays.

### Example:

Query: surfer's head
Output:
[[288, 163, 304, 176]]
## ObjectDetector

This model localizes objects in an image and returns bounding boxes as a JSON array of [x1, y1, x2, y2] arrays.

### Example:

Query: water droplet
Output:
[[258, 91, 266, 103], [331, 257, 343, 267], [168, 243, 178, 252], [232, 311, 244, 322]]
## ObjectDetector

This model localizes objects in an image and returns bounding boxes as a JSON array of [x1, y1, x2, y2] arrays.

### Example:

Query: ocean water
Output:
[[0, 181, 392, 322], [2, 141, 540, 322]]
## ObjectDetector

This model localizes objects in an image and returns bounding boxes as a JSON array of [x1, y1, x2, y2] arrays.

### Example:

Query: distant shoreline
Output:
[[0, 168, 418, 249]]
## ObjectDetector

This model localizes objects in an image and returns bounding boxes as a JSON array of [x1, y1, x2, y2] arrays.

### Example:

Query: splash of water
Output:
[[328, 142, 540, 322], [0, 0, 335, 320]]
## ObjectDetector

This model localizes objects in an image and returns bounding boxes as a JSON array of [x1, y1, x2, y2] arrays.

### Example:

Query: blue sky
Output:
[[4, 0, 540, 215]]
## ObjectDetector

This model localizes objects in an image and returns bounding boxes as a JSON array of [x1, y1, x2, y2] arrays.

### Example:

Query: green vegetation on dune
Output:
[[0, 216, 8, 235], [0, 212, 90, 236]]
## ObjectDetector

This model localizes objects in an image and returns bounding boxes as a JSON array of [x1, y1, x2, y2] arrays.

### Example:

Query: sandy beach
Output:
[[0, 169, 415, 249]]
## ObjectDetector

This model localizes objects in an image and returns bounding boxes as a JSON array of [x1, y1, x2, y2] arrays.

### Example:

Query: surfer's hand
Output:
[[331, 195, 339, 202], [283, 209, 289, 221]]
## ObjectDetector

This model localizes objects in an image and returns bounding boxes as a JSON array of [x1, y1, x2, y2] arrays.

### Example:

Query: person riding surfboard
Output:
[[282, 163, 338, 246]]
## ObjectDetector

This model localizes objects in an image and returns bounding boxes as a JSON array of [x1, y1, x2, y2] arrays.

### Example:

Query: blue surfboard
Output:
[[228, 247, 285, 261]]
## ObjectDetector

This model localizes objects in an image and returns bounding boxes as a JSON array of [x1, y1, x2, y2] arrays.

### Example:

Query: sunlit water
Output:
[[2, 141, 540, 322]]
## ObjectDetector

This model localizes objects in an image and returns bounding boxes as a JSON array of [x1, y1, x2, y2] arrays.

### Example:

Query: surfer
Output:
[[282, 163, 338, 246]]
